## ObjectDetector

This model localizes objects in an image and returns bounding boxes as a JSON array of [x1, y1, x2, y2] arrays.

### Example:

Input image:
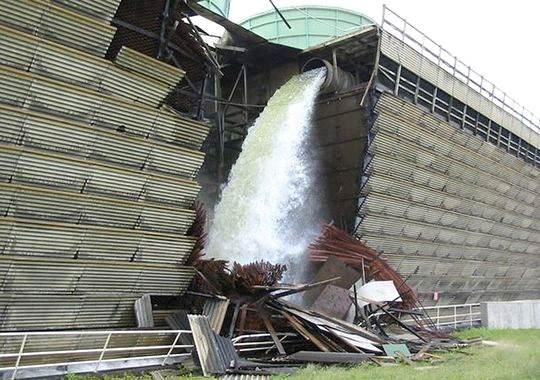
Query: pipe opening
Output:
[[301, 58, 354, 94]]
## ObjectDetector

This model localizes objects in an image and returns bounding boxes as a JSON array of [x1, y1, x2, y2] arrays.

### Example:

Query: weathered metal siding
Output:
[[358, 93, 540, 304], [53, 0, 123, 20], [0, 2, 209, 330], [0, 25, 179, 107], [0, 0, 117, 56]]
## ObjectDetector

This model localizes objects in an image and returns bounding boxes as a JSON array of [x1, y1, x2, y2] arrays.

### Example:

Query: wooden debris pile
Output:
[[150, 216, 480, 377]]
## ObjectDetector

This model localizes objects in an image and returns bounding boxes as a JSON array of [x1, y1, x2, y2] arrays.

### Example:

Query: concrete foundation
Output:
[[481, 300, 540, 329]]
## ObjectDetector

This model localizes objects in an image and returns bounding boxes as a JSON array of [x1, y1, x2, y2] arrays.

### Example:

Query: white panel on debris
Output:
[[356, 280, 402, 307]]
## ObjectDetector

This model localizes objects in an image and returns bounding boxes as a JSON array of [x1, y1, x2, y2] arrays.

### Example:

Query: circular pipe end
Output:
[[301, 58, 354, 94]]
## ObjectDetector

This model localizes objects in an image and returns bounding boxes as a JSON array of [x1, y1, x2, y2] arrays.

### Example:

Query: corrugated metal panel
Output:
[[0, 0, 116, 57], [363, 235, 537, 266], [188, 315, 238, 377], [115, 47, 186, 87], [134, 294, 154, 328], [372, 95, 539, 190], [0, 183, 196, 234], [0, 105, 205, 179], [357, 93, 540, 303], [202, 298, 231, 334], [0, 256, 195, 294], [0, 24, 175, 107], [0, 65, 209, 150], [53, 0, 122, 21], [0, 294, 137, 330], [0, 0, 207, 334], [0, 218, 196, 265], [0, 146, 200, 207], [221, 375, 270, 380], [367, 149, 537, 217], [0, 256, 195, 331], [364, 175, 540, 231], [361, 193, 538, 242], [360, 213, 534, 252]]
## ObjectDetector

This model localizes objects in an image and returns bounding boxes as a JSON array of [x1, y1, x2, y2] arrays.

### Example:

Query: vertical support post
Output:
[[361, 258, 366, 285], [353, 284, 359, 321], [94, 333, 112, 373], [431, 87, 438, 114], [469, 304, 473, 327], [162, 332, 183, 366], [158, 0, 172, 59], [242, 65, 248, 125], [436, 306, 440, 328], [413, 76, 421, 105], [11, 334, 27, 380], [228, 303, 241, 338], [196, 75, 208, 120], [454, 306, 457, 329], [394, 64, 402, 96]]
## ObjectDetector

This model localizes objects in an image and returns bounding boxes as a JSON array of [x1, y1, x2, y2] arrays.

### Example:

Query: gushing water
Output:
[[206, 68, 326, 267]]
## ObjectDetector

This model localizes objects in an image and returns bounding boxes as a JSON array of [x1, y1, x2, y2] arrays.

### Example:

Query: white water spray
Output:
[[206, 68, 326, 266]]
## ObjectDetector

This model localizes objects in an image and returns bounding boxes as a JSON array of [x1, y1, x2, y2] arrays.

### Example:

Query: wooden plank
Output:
[[261, 313, 286, 355], [279, 311, 330, 352]]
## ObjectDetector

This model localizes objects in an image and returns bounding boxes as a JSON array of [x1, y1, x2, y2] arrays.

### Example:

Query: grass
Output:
[[68, 328, 540, 380], [279, 328, 540, 380]]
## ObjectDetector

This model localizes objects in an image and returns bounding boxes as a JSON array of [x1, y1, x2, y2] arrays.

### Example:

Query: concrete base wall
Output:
[[481, 300, 540, 329]]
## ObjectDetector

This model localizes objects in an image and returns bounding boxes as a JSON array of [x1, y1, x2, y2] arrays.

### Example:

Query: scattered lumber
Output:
[[158, 221, 479, 377]]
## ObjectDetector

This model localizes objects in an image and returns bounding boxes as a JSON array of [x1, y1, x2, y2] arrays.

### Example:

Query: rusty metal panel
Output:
[[311, 285, 352, 320]]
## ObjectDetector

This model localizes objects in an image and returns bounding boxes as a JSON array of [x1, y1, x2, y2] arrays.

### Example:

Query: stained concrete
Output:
[[481, 300, 540, 328]]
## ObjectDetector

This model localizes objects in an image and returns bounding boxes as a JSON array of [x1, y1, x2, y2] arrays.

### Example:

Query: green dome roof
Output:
[[240, 6, 375, 50], [199, 0, 231, 17]]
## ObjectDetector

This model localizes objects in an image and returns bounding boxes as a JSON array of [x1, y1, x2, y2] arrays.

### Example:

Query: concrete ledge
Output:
[[481, 300, 540, 329]]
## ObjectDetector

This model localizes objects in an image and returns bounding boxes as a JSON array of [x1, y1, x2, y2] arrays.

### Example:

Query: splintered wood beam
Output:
[[271, 276, 341, 299], [238, 305, 248, 335], [261, 312, 286, 355], [279, 311, 330, 352], [227, 302, 241, 338]]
